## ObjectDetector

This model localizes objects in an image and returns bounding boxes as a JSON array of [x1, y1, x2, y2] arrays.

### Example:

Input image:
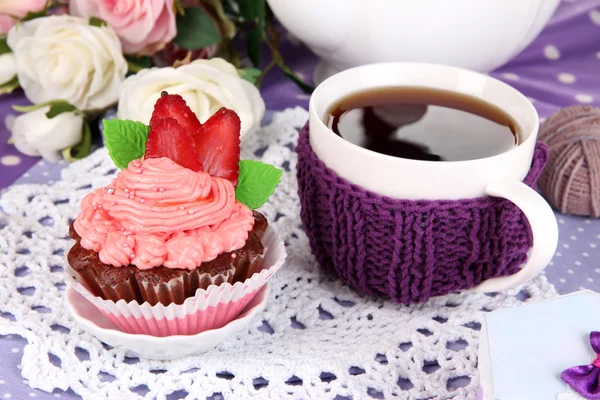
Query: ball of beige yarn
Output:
[[538, 105, 600, 217]]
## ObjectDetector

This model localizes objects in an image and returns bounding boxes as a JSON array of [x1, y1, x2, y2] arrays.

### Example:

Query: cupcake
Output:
[[66, 93, 284, 336]]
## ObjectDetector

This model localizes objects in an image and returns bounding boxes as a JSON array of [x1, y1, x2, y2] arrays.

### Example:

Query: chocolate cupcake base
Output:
[[68, 211, 268, 306]]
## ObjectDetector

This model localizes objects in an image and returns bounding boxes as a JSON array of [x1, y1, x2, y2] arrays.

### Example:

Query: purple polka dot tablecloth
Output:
[[1, 1, 600, 398]]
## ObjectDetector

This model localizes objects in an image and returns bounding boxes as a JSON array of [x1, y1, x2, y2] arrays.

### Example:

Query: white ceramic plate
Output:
[[66, 283, 269, 360]]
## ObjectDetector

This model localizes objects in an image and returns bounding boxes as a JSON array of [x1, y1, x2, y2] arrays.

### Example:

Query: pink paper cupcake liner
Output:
[[66, 226, 286, 336]]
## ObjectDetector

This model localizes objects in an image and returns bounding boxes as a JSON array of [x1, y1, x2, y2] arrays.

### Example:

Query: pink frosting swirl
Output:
[[73, 157, 254, 270]]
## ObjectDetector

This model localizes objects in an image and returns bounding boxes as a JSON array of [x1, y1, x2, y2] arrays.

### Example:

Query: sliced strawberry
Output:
[[145, 117, 203, 172], [193, 108, 241, 185], [150, 92, 202, 133]]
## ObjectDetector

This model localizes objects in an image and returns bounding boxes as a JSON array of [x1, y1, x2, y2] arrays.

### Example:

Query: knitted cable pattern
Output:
[[297, 123, 550, 304]]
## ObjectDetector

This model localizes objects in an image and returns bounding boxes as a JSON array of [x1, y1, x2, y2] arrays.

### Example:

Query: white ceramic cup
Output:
[[308, 62, 558, 293]]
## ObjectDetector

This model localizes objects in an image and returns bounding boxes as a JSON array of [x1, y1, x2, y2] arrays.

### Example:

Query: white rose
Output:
[[0, 52, 16, 85], [10, 107, 84, 162], [117, 58, 265, 138], [7, 15, 127, 111]]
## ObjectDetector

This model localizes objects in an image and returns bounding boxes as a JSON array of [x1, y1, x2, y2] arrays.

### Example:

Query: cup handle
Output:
[[472, 179, 559, 293]]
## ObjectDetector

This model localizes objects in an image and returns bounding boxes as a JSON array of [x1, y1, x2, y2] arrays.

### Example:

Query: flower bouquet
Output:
[[0, 0, 307, 162]]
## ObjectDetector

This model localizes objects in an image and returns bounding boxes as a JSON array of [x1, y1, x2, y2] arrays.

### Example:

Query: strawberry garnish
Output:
[[145, 93, 241, 182], [145, 117, 203, 172], [193, 108, 241, 186], [150, 92, 202, 133]]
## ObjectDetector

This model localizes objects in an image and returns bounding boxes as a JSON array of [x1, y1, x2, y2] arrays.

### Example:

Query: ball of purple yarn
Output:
[[538, 105, 600, 217]]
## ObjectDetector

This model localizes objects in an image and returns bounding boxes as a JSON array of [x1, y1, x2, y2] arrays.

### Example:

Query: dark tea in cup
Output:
[[325, 87, 520, 162]]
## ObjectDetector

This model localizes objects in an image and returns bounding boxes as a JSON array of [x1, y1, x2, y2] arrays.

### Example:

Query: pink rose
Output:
[[0, 15, 14, 35], [0, 0, 47, 34], [0, 0, 47, 17], [69, 0, 177, 56]]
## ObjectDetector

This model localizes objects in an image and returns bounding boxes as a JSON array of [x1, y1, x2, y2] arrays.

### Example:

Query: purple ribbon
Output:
[[561, 332, 600, 399]]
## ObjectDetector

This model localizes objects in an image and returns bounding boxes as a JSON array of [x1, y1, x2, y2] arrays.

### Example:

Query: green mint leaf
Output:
[[0, 37, 11, 56], [235, 160, 282, 209], [238, 68, 261, 85], [103, 119, 150, 169], [62, 121, 92, 162], [89, 17, 107, 27], [175, 7, 222, 50]]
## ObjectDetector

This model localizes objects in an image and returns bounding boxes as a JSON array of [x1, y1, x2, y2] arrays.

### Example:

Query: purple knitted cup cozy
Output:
[[296, 122, 550, 304]]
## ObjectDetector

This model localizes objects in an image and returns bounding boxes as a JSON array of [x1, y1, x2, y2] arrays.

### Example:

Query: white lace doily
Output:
[[0, 107, 558, 400]]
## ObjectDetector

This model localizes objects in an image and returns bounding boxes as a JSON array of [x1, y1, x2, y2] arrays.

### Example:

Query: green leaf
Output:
[[235, 160, 282, 209], [62, 121, 92, 162], [126, 56, 151, 74], [238, 68, 261, 85], [0, 76, 19, 95], [46, 102, 77, 119], [21, 10, 46, 22], [238, 0, 265, 66], [89, 17, 107, 27], [127, 61, 142, 74], [175, 7, 222, 50], [130, 56, 151, 68], [0, 37, 11, 56], [13, 100, 80, 118], [103, 119, 150, 169]]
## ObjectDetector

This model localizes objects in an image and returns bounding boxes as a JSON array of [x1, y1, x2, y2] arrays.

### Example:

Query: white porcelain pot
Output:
[[267, 0, 560, 83]]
